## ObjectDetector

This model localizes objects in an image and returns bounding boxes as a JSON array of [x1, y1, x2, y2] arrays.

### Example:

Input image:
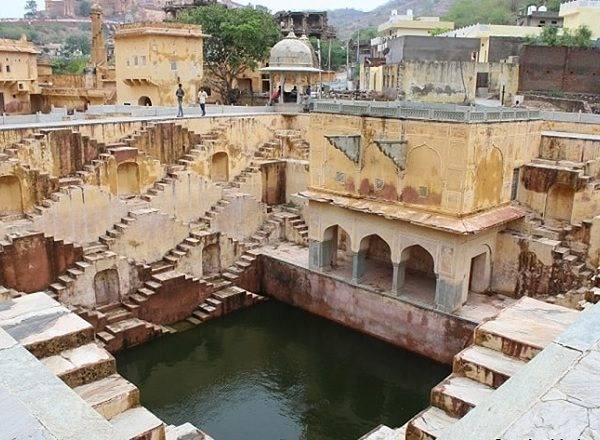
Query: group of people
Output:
[[175, 82, 314, 116], [176, 84, 208, 118]]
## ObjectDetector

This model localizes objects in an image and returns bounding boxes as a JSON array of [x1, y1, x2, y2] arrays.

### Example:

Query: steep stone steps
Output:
[[430, 375, 495, 418], [402, 297, 577, 440], [40, 342, 116, 388], [110, 406, 166, 440], [406, 406, 458, 440], [73, 373, 140, 420], [473, 297, 578, 361], [453, 345, 526, 389], [186, 286, 267, 327]]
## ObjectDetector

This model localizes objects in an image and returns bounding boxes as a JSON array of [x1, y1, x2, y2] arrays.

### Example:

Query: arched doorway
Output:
[[138, 96, 152, 106], [0, 175, 23, 215], [469, 250, 491, 293], [202, 243, 220, 276], [210, 152, 229, 182], [117, 162, 140, 196], [318, 224, 352, 274], [399, 245, 437, 304], [355, 234, 393, 291], [545, 184, 574, 222], [94, 269, 121, 306]]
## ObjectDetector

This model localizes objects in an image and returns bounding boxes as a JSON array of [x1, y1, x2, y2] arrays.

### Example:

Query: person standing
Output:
[[176, 84, 185, 117], [198, 88, 208, 116]]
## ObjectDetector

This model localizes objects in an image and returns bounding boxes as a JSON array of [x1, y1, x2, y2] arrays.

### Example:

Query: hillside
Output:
[[329, 0, 457, 40]]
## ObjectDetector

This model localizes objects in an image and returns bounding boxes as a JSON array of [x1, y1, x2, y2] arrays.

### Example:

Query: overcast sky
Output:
[[1, 0, 389, 19]]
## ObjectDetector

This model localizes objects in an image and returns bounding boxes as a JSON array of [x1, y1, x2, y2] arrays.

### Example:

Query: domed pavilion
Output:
[[261, 32, 322, 104]]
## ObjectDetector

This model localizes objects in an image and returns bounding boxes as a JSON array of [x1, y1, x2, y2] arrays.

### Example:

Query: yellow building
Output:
[[378, 9, 454, 38], [115, 22, 204, 107], [0, 36, 40, 114], [560, 0, 600, 39], [306, 104, 542, 312]]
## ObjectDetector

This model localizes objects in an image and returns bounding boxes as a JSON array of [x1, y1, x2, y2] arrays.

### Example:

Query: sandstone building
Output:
[[0, 98, 598, 439], [0, 36, 41, 114], [115, 22, 204, 107]]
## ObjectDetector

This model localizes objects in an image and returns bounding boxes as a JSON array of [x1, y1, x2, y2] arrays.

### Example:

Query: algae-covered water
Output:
[[117, 300, 449, 440]]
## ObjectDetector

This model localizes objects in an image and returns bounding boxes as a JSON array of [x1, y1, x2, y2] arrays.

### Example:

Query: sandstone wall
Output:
[[29, 185, 139, 246], [107, 209, 190, 264], [0, 233, 82, 293], [308, 113, 541, 216], [259, 254, 475, 364], [148, 171, 223, 224]]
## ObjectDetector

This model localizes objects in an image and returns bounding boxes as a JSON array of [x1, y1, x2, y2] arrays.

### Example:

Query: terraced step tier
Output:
[[406, 406, 458, 440], [110, 406, 165, 440], [166, 423, 214, 440], [474, 297, 579, 361], [430, 375, 495, 418], [41, 342, 116, 388], [74, 373, 140, 420], [453, 345, 526, 388], [0, 292, 94, 358]]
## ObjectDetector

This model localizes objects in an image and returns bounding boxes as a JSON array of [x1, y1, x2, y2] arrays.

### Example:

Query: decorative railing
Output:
[[311, 100, 542, 123]]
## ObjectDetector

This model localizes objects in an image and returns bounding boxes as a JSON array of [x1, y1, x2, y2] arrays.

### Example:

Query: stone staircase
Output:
[[275, 129, 310, 160], [48, 241, 116, 301], [186, 284, 267, 326], [523, 217, 597, 309], [98, 208, 190, 262], [92, 303, 170, 354], [398, 297, 579, 440], [271, 205, 309, 246], [0, 292, 176, 439]]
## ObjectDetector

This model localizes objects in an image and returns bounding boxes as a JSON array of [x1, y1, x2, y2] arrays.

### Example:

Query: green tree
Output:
[[350, 27, 378, 43], [178, 5, 279, 104], [78, 0, 92, 17], [52, 56, 88, 74], [429, 27, 452, 36], [24, 0, 38, 18], [526, 25, 593, 48], [63, 35, 91, 56], [307, 38, 347, 71]]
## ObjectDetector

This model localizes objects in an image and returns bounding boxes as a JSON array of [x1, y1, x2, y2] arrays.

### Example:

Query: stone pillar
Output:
[[90, 5, 108, 68], [391, 261, 406, 295], [309, 239, 332, 271], [280, 75, 286, 104], [351, 251, 366, 284], [434, 274, 465, 313]]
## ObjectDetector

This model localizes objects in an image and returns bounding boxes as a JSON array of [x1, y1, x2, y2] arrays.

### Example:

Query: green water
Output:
[[116, 301, 450, 440]]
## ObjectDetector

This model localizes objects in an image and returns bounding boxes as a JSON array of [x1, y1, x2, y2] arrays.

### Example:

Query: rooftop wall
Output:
[[385, 36, 480, 64], [518, 45, 600, 94]]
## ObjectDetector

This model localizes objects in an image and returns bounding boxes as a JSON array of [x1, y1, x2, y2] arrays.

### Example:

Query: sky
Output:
[[1, 0, 390, 19]]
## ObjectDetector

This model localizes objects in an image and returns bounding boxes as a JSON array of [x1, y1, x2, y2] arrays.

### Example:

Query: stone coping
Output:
[[302, 190, 526, 235], [312, 100, 542, 123], [541, 130, 600, 141]]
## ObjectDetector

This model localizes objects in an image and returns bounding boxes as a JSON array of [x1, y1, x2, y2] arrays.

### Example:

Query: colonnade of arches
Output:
[[314, 224, 491, 308]]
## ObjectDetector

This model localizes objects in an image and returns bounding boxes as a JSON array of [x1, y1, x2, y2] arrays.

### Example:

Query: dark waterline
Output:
[[116, 300, 450, 440]]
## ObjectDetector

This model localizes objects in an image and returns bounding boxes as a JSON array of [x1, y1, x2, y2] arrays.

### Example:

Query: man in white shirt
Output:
[[198, 89, 208, 116]]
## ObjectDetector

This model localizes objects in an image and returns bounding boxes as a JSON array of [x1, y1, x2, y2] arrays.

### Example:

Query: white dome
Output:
[[268, 33, 316, 69]]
